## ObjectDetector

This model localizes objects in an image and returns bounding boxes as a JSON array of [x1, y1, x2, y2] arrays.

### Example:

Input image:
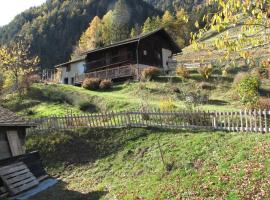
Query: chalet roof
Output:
[[55, 56, 86, 68], [0, 107, 33, 127], [82, 28, 181, 55]]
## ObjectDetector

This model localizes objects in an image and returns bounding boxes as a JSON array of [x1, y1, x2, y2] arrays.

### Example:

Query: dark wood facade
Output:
[[83, 28, 181, 73]]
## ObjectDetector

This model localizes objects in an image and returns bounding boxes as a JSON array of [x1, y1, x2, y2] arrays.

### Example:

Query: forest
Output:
[[0, 0, 206, 69]]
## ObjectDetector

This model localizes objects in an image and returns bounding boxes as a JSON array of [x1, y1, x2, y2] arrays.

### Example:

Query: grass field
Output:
[[26, 128, 270, 200], [2, 72, 246, 118]]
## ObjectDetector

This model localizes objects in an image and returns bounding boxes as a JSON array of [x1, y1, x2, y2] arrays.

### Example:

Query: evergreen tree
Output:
[[110, 0, 131, 43]]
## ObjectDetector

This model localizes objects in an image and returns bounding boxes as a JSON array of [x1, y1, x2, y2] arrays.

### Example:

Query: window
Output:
[[143, 50, 147, 56], [64, 78, 69, 84]]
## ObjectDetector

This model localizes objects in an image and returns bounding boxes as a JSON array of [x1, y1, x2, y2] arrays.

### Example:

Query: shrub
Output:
[[99, 79, 112, 90], [159, 99, 177, 111], [82, 78, 101, 90], [141, 67, 160, 81], [176, 66, 189, 78], [258, 98, 270, 110], [236, 75, 261, 108], [197, 64, 213, 80]]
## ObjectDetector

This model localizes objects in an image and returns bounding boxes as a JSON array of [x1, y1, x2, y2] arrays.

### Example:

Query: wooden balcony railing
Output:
[[85, 52, 134, 69], [75, 64, 140, 84]]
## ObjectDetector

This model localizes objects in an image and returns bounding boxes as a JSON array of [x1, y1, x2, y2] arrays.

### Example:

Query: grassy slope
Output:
[[3, 74, 242, 118], [27, 128, 270, 200], [176, 22, 270, 63]]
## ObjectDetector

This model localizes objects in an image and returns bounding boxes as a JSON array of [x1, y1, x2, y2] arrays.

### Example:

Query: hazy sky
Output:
[[0, 0, 46, 26]]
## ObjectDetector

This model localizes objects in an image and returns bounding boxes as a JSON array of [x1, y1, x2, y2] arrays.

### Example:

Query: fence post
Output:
[[213, 111, 217, 130], [126, 111, 131, 128]]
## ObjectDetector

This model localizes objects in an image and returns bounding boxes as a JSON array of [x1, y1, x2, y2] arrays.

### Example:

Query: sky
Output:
[[0, 0, 46, 26]]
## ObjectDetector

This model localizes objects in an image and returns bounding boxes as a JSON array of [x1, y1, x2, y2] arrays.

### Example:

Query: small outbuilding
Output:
[[0, 106, 33, 160]]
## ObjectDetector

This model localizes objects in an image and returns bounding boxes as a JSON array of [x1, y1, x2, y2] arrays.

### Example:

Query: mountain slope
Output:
[[0, 0, 159, 68]]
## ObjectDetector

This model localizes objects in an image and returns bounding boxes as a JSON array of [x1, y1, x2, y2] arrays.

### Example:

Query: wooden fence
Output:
[[27, 110, 270, 134]]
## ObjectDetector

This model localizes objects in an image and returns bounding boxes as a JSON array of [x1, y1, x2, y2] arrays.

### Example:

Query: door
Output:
[[0, 131, 11, 160], [7, 130, 24, 157], [162, 48, 172, 71]]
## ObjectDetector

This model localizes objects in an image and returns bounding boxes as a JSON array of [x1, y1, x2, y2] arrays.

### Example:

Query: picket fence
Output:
[[27, 110, 270, 134]]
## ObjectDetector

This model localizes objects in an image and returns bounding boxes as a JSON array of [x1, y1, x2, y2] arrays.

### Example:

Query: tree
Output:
[[130, 24, 142, 38], [100, 10, 112, 45], [192, 0, 270, 67], [72, 16, 102, 58], [142, 17, 154, 33], [0, 40, 39, 97], [110, 0, 131, 42]]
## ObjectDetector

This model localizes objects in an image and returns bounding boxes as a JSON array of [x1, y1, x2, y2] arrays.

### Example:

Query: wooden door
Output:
[[7, 130, 24, 157], [0, 131, 11, 160]]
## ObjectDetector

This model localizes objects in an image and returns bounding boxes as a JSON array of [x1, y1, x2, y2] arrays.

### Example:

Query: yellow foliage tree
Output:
[[0, 41, 39, 97], [192, 0, 270, 66], [72, 16, 102, 58]]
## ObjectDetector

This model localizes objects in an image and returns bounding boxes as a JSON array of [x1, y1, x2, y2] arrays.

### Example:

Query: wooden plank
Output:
[[0, 162, 39, 196], [7, 131, 24, 157]]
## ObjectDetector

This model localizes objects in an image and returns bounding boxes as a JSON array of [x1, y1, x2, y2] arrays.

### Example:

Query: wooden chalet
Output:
[[0, 107, 48, 198], [55, 28, 181, 85]]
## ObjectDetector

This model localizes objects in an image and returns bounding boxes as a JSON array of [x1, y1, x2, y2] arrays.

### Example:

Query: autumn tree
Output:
[[0, 40, 39, 97], [72, 16, 103, 58], [192, 0, 270, 68]]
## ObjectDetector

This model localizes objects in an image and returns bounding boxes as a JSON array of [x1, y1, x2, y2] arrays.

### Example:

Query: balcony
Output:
[[75, 64, 142, 84], [85, 52, 134, 71]]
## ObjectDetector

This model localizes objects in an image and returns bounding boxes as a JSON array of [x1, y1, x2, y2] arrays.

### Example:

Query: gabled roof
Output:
[[0, 107, 33, 127], [82, 28, 181, 55], [55, 56, 86, 68]]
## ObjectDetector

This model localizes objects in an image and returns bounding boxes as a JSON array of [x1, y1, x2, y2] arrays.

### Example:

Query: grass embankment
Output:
[[3, 72, 244, 118], [27, 128, 270, 199]]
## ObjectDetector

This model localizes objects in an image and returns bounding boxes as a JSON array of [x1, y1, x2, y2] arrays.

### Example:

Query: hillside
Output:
[[175, 22, 270, 65], [26, 128, 270, 199], [144, 0, 205, 12], [0, 0, 159, 68]]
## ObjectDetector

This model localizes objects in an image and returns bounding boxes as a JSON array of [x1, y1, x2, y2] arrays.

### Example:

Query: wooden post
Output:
[[264, 110, 268, 133], [259, 109, 263, 133]]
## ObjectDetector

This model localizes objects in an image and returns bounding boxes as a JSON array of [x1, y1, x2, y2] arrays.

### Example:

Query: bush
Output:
[[82, 78, 101, 90], [99, 79, 112, 90], [258, 98, 270, 110], [141, 67, 160, 81], [236, 75, 261, 108], [159, 99, 176, 111], [197, 64, 213, 80], [176, 66, 189, 78]]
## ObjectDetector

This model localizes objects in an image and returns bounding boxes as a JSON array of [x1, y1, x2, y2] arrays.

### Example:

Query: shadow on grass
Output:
[[259, 88, 270, 97], [208, 99, 229, 106], [26, 128, 150, 167], [30, 180, 108, 200]]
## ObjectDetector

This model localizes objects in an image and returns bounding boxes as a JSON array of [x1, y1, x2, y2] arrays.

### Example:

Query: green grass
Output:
[[2, 74, 243, 118], [27, 128, 270, 199]]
